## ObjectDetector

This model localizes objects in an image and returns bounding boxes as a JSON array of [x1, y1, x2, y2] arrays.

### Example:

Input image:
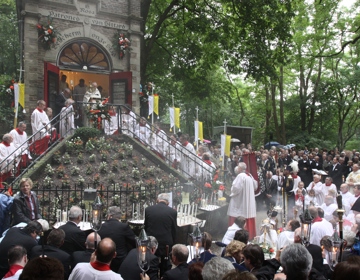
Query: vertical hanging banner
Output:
[[225, 135, 231, 157], [148, 95, 154, 116], [198, 121, 203, 142], [19, 83, 25, 110], [153, 94, 159, 116], [194, 121, 199, 145], [174, 108, 180, 129], [221, 134, 232, 158], [169, 107, 175, 131], [221, 134, 226, 159]]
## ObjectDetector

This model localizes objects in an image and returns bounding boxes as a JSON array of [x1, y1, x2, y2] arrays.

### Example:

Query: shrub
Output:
[[72, 127, 101, 143]]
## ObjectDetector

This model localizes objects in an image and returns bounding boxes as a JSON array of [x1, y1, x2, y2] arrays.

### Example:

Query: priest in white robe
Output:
[[164, 134, 181, 168], [227, 162, 258, 240], [178, 134, 196, 179], [306, 175, 325, 205], [59, 99, 75, 138], [0, 134, 20, 187], [135, 117, 151, 145], [196, 153, 216, 182], [103, 106, 119, 135], [30, 100, 51, 155], [9, 122, 32, 168], [121, 105, 137, 137], [152, 122, 168, 159]]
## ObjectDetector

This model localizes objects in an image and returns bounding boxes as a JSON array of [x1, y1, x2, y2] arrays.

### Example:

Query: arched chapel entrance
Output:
[[44, 38, 132, 111]]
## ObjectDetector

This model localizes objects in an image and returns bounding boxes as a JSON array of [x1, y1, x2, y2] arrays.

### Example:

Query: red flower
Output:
[[219, 185, 225, 191], [269, 248, 274, 253], [204, 183, 212, 188], [9, 85, 14, 90]]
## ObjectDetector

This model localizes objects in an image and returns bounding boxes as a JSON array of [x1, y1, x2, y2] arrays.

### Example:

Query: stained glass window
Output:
[[58, 40, 110, 71]]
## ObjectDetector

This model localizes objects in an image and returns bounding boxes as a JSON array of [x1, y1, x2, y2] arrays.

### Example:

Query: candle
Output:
[[195, 242, 199, 257], [141, 246, 146, 262], [194, 205, 197, 219], [332, 247, 337, 262], [62, 210, 67, 222], [132, 204, 134, 219], [56, 210, 61, 223]]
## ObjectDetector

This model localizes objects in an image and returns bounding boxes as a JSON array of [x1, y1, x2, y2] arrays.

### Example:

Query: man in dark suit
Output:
[[71, 232, 101, 269], [31, 228, 71, 279], [118, 236, 159, 280], [98, 206, 136, 272], [144, 193, 177, 277], [264, 171, 278, 208], [162, 244, 188, 280], [0, 221, 42, 279], [329, 157, 344, 190], [59, 206, 86, 254]]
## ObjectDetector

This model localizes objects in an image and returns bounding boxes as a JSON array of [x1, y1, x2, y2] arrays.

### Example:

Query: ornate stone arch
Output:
[[57, 38, 112, 72]]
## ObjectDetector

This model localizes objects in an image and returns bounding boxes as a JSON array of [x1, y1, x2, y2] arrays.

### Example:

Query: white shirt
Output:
[[320, 203, 338, 221], [222, 223, 241, 245], [69, 263, 123, 280], [276, 230, 294, 250]]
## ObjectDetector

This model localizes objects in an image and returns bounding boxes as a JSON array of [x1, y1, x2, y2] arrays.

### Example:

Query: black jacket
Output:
[[162, 262, 188, 280], [144, 202, 177, 256], [0, 227, 38, 278], [118, 248, 159, 280], [58, 221, 86, 254], [12, 191, 42, 225], [31, 244, 71, 279], [98, 218, 136, 270], [71, 249, 94, 268]]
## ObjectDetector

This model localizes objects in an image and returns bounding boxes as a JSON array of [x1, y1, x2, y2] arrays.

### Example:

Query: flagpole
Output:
[[151, 82, 154, 126], [195, 106, 199, 153], [172, 93, 176, 134], [222, 119, 227, 172]]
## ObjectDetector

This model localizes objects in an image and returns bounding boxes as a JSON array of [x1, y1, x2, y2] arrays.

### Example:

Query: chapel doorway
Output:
[[44, 39, 132, 112]]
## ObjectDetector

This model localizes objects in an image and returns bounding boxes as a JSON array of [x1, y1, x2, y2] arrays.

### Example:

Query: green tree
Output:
[[0, 0, 20, 78]]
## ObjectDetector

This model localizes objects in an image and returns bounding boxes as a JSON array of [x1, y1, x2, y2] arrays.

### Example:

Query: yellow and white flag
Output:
[[153, 94, 159, 116], [174, 108, 180, 129], [148, 95, 153, 116], [194, 121, 204, 143], [221, 134, 232, 158]]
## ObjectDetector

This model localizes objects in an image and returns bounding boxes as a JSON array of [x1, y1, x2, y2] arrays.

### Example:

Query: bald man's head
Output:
[[86, 232, 101, 249], [95, 238, 116, 264]]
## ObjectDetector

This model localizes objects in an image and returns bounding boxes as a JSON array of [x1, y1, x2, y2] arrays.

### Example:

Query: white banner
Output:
[[194, 120, 199, 144], [169, 107, 174, 129], [221, 134, 226, 158], [148, 95, 154, 116], [14, 83, 19, 117]]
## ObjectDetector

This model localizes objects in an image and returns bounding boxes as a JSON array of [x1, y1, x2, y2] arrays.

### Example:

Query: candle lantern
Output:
[[137, 229, 150, 276], [189, 224, 202, 261], [90, 195, 104, 248], [299, 206, 313, 246]]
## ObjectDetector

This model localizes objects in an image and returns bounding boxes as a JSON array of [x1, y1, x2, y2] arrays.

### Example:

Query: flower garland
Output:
[[86, 99, 111, 129], [118, 33, 130, 59], [37, 17, 57, 50]]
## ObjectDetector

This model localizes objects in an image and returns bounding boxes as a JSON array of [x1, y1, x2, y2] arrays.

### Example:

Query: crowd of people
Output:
[[3, 75, 360, 279], [1, 190, 360, 280]]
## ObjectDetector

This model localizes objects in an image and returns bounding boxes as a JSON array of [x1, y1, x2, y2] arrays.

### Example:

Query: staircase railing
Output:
[[1, 101, 215, 187], [0, 107, 75, 187]]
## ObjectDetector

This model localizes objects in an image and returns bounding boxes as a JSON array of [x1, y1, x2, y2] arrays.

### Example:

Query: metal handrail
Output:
[[1, 107, 75, 186], [1, 101, 216, 186]]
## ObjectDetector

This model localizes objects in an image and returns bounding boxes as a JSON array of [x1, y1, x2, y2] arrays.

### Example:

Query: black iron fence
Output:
[[16, 182, 196, 225]]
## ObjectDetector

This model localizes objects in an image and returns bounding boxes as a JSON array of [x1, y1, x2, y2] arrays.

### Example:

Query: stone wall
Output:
[[18, 0, 142, 116]]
